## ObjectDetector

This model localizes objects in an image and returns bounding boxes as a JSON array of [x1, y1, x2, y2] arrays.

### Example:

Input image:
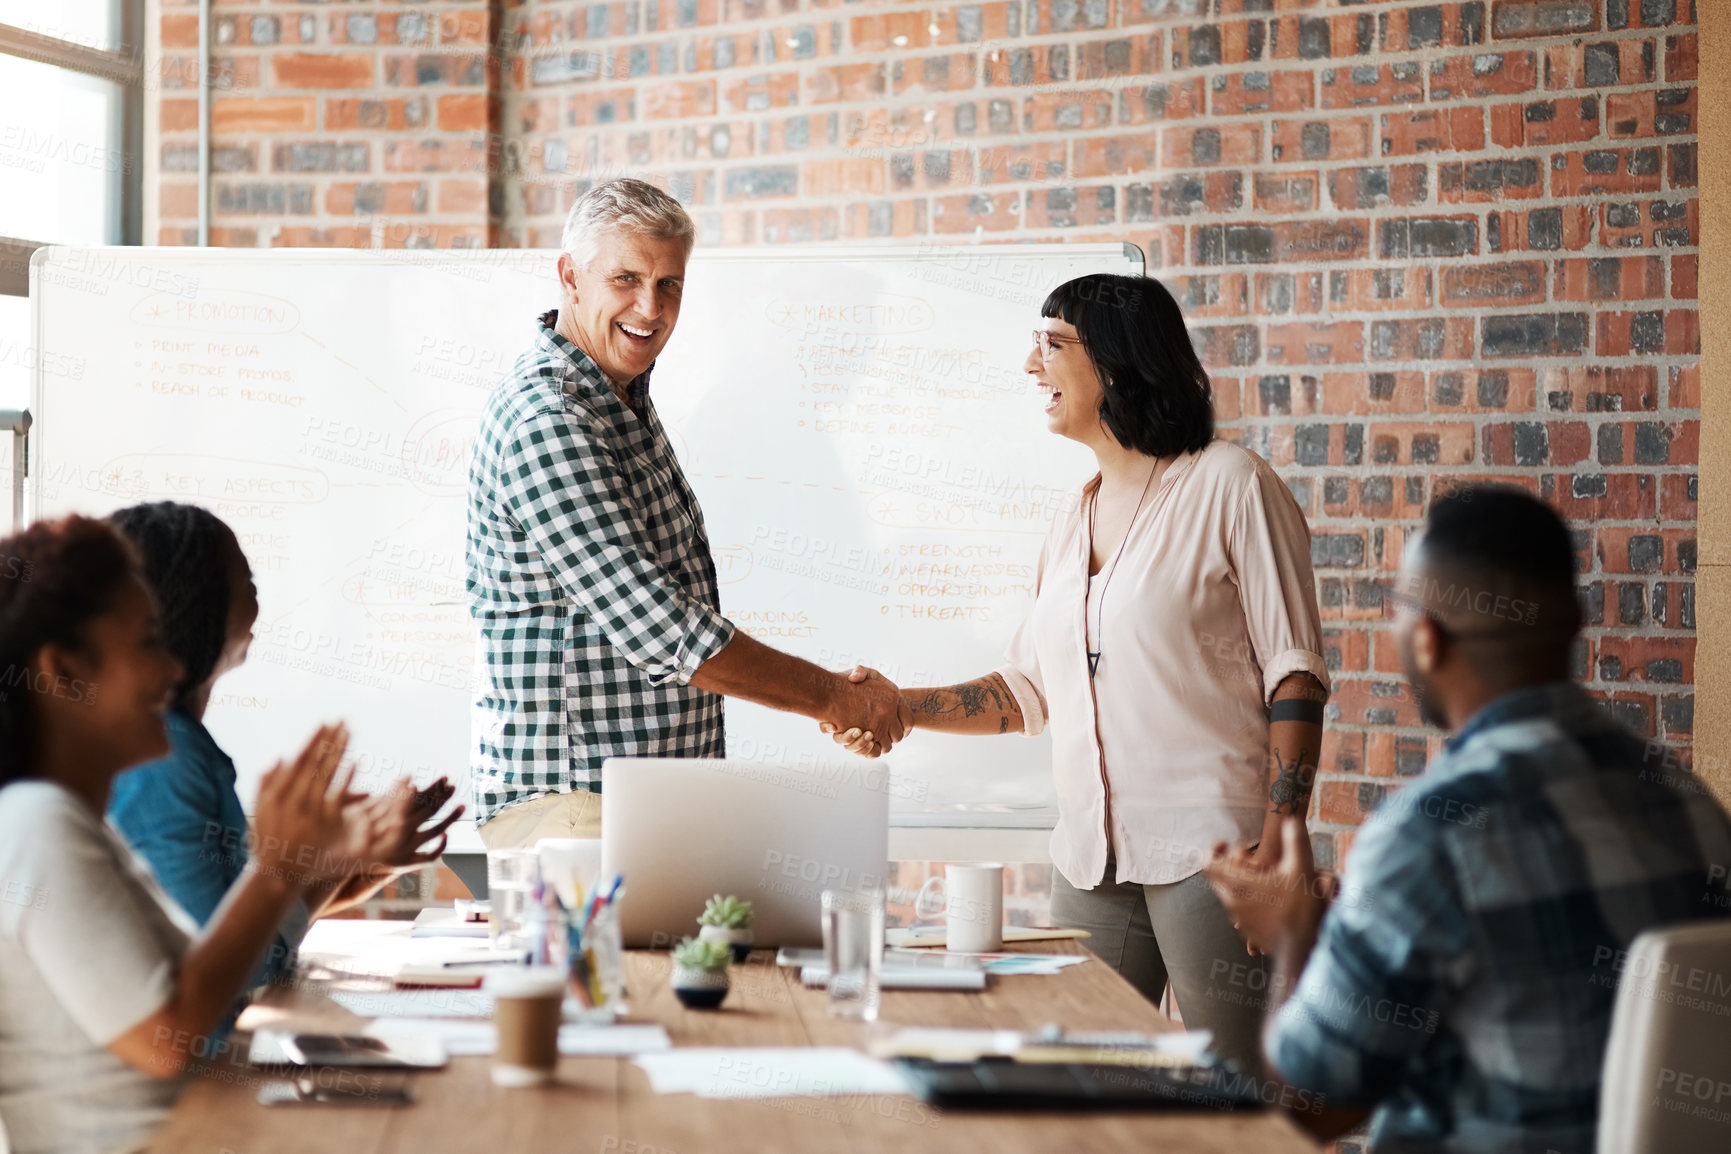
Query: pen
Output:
[[440, 957, 526, 967]]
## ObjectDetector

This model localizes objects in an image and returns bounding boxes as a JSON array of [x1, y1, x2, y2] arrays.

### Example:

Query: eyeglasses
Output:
[[1032, 330, 1080, 362], [1381, 581, 1418, 619]]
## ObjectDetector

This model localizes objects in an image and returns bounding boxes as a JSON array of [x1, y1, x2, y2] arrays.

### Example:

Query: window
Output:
[[0, 1, 142, 413]]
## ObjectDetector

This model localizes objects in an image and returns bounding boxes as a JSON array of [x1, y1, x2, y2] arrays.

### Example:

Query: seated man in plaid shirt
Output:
[[1205, 486, 1731, 1152], [466, 178, 909, 848]]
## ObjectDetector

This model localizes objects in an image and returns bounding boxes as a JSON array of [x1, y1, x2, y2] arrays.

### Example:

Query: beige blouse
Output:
[[995, 440, 1330, 888]]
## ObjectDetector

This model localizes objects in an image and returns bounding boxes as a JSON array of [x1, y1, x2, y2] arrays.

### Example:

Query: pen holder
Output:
[[567, 900, 627, 1013], [590, 903, 628, 1010]]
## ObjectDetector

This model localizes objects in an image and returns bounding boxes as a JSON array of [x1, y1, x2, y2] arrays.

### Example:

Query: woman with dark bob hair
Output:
[[0, 517, 405, 1154], [830, 274, 1329, 1071]]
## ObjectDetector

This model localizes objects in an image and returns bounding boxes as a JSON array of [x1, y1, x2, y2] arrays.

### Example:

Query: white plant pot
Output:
[[670, 963, 731, 1010], [698, 924, 754, 962]]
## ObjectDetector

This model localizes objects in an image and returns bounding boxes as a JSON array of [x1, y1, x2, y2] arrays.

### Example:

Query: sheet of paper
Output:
[[558, 1025, 671, 1056], [868, 1028, 1024, 1061], [304, 928, 520, 982], [633, 1048, 910, 1098], [330, 988, 615, 1023], [330, 989, 494, 1019], [1014, 1030, 1215, 1067], [410, 908, 490, 939], [1143, 1030, 1213, 1062], [366, 1018, 671, 1057], [365, 1018, 496, 1056], [977, 953, 1090, 975]]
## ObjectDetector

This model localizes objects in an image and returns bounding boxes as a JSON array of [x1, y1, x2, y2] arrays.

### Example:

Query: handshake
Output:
[[818, 665, 914, 758]]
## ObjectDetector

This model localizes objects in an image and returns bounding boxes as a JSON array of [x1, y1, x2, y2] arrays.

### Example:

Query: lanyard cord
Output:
[[1085, 460, 1160, 679]]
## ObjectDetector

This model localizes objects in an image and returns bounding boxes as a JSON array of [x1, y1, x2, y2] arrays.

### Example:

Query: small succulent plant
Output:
[[671, 936, 733, 972], [697, 894, 754, 929]]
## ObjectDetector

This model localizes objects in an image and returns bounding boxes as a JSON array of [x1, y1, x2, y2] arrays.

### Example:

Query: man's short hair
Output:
[[1424, 485, 1576, 599], [560, 177, 695, 270]]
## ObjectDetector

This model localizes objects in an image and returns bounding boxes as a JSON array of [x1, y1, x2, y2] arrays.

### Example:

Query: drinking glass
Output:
[[822, 887, 885, 1021], [486, 848, 541, 948]]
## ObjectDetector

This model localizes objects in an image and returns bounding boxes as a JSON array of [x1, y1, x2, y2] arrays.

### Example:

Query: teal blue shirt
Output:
[[108, 708, 309, 990]]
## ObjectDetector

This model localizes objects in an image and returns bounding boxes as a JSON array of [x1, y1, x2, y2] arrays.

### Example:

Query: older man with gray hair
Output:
[[466, 177, 908, 848]]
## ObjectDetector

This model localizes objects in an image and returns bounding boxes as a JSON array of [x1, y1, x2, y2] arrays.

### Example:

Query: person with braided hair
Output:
[[0, 516, 363, 1154], [106, 501, 463, 990]]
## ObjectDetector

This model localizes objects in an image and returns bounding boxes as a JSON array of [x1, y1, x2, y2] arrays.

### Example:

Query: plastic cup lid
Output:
[[485, 966, 567, 999]]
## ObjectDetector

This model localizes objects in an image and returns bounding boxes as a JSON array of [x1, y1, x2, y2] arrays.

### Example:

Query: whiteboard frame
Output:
[[27, 241, 1146, 843]]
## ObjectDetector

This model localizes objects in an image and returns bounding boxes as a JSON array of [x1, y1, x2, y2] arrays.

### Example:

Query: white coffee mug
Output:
[[915, 862, 1004, 953]]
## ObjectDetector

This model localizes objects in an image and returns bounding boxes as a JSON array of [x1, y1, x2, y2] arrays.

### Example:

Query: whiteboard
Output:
[[30, 242, 1142, 822]]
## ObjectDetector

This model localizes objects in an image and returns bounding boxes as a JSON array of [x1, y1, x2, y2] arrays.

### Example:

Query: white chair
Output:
[[1597, 919, 1731, 1154]]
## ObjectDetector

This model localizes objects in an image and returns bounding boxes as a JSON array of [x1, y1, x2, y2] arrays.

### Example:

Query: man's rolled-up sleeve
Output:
[[498, 407, 734, 685], [1269, 804, 1472, 1105]]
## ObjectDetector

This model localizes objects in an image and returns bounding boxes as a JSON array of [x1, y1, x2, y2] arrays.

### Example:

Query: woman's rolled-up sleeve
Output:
[[994, 539, 1051, 737], [1229, 464, 1332, 705]]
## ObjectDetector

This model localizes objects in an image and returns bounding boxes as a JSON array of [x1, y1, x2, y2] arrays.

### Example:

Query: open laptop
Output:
[[600, 757, 890, 948]]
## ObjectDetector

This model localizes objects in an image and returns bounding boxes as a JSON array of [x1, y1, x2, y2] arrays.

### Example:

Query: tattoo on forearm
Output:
[[956, 681, 995, 717], [909, 690, 946, 716], [909, 674, 1022, 732], [1268, 749, 1317, 815]]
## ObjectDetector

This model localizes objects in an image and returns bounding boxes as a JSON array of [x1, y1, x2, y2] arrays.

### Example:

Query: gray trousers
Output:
[[1050, 860, 1268, 1074]]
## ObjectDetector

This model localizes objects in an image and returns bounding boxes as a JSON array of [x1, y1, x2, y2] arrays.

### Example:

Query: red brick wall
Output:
[[149, 0, 1700, 873], [154, 0, 500, 247]]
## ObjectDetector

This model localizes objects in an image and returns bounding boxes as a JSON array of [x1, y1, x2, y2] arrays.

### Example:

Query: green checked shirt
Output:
[[465, 311, 734, 824]]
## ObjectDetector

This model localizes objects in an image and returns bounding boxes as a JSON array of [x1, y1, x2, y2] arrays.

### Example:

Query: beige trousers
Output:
[[1050, 857, 1266, 1076], [477, 790, 604, 849]]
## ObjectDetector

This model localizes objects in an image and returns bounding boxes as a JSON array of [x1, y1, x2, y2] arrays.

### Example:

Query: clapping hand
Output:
[[252, 723, 361, 888], [1202, 817, 1325, 959], [342, 776, 465, 880], [818, 665, 913, 758]]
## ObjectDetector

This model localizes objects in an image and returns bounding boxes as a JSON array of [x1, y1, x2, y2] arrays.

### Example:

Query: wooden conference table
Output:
[[149, 922, 1320, 1154]]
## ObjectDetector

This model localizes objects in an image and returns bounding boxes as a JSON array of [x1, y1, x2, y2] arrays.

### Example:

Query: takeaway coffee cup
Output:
[[915, 863, 1005, 953], [487, 967, 565, 1087]]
